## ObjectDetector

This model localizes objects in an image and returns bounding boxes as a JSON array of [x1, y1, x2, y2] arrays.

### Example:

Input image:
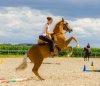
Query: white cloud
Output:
[[69, 18, 100, 37], [0, 7, 61, 43], [0, 7, 100, 47]]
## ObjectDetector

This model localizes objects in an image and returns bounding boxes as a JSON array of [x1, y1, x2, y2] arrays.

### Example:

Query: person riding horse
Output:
[[84, 43, 91, 61], [16, 18, 79, 80], [39, 17, 55, 57]]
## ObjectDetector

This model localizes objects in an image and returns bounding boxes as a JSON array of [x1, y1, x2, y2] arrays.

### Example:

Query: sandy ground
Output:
[[0, 57, 100, 86]]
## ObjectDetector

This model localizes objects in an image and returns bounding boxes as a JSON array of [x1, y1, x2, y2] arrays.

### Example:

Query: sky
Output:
[[0, 0, 100, 47]]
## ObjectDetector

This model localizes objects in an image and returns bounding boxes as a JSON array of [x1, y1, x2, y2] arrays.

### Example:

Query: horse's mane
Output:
[[53, 20, 63, 33]]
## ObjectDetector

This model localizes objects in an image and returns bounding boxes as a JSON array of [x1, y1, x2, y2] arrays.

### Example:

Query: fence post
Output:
[[95, 52, 96, 58], [8, 50, 9, 55], [81, 52, 82, 57]]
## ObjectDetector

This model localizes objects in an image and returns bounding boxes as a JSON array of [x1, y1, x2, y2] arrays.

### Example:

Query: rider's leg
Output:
[[39, 35, 55, 56]]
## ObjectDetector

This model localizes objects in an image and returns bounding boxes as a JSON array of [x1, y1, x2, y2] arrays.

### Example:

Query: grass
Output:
[[0, 54, 81, 58], [0, 54, 99, 58], [0, 55, 24, 58]]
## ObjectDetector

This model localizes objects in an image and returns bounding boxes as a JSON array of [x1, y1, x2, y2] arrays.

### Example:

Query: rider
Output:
[[84, 43, 91, 61], [39, 17, 55, 57]]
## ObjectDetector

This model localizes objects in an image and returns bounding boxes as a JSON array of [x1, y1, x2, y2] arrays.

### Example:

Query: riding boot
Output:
[[51, 52, 57, 57]]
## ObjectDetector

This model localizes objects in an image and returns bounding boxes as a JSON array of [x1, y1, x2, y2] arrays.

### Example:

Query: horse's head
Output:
[[61, 18, 73, 33], [53, 18, 73, 34]]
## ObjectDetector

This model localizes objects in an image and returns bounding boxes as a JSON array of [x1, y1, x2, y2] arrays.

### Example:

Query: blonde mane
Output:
[[53, 21, 63, 34]]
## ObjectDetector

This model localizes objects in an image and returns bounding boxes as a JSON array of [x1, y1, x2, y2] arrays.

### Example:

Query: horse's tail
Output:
[[16, 53, 28, 71]]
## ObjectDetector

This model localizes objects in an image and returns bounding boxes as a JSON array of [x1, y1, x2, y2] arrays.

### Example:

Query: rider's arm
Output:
[[45, 26, 53, 35], [45, 26, 52, 39], [46, 27, 49, 35]]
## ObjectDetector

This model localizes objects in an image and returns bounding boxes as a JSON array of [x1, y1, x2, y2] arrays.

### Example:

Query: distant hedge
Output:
[[59, 48, 100, 57], [0, 45, 30, 55], [0, 45, 100, 57]]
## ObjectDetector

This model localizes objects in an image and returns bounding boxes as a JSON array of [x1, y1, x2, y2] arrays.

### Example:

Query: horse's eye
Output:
[[66, 23, 68, 25]]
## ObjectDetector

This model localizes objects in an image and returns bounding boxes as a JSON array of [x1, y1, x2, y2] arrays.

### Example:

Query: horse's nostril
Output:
[[69, 29, 73, 33]]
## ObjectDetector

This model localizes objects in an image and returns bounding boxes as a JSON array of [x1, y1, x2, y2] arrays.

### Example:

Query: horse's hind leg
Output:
[[88, 55, 89, 61], [32, 58, 44, 80], [84, 54, 86, 61], [84, 57, 85, 61], [84, 57, 87, 61]]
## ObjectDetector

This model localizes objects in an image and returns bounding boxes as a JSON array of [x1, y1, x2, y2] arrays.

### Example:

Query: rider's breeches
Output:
[[39, 35, 54, 52]]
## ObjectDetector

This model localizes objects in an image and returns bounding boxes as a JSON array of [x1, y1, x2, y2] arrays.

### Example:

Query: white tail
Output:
[[22, 53, 28, 63], [16, 53, 28, 71]]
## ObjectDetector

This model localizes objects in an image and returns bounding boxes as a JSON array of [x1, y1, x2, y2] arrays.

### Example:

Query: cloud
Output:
[[0, 7, 100, 47], [68, 18, 100, 38], [0, 7, 61, 44], [64, 18, 100, 47], [0, 0, 100, 18]]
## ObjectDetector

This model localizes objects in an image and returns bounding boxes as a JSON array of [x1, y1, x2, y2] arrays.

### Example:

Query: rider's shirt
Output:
[[41, 23, 50, 36]]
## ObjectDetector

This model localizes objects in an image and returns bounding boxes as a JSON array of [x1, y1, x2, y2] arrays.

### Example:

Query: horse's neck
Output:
[[53, 25, 63, 34]]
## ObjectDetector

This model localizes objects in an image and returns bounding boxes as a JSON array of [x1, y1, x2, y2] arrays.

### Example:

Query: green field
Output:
[[0, 55, 24, 58]]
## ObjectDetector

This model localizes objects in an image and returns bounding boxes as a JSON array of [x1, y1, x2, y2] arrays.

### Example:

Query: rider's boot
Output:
[[51, 52, 57, 57]]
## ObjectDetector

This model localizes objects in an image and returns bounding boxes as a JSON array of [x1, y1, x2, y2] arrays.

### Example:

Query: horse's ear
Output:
[[62, 18, 64, 22]]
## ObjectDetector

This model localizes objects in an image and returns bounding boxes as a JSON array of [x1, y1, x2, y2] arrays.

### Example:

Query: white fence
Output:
[[0, 50, 27, 55]]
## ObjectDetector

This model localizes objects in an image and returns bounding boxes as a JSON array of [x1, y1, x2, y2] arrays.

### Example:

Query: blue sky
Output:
[[0, 0, 100, 47], [0, 0, 100, 18]]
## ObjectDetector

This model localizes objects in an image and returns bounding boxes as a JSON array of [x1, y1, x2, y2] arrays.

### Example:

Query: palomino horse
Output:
[[52, 18, 79, 56], [16, 18, 79, 80]]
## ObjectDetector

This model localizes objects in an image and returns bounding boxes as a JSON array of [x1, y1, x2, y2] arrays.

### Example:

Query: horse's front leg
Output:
[[61, 46, 73, 57], [66, 46, 73, 57], [66, 36, 79, 48]]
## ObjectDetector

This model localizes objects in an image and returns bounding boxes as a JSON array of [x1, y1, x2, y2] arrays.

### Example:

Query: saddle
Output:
[[37, 39, 48, 44], [37, 39, 61, 53]]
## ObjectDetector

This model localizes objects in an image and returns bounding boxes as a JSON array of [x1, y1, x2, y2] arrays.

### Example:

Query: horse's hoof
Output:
[[76, 44, 79, 48], [67, 54, 70, 57]]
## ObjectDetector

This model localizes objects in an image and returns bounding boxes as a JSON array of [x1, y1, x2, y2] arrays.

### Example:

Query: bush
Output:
[[0, 45, 100, 57], [0, 45, 30, 55], [59, 48, 100, 57]]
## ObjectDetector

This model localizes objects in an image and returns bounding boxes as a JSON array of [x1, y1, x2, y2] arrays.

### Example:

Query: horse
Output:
[[16, 18, 79, 80], [52, 18, 79, 56], [83, 44, 91, 61]]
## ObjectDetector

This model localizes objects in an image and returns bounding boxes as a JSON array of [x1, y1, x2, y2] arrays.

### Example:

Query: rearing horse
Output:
[[52, 18, 79, 56], [16, 18, 79, 80]]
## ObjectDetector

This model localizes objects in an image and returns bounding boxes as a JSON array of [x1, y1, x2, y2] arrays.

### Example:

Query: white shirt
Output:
[[41, 23, 50, 36]]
